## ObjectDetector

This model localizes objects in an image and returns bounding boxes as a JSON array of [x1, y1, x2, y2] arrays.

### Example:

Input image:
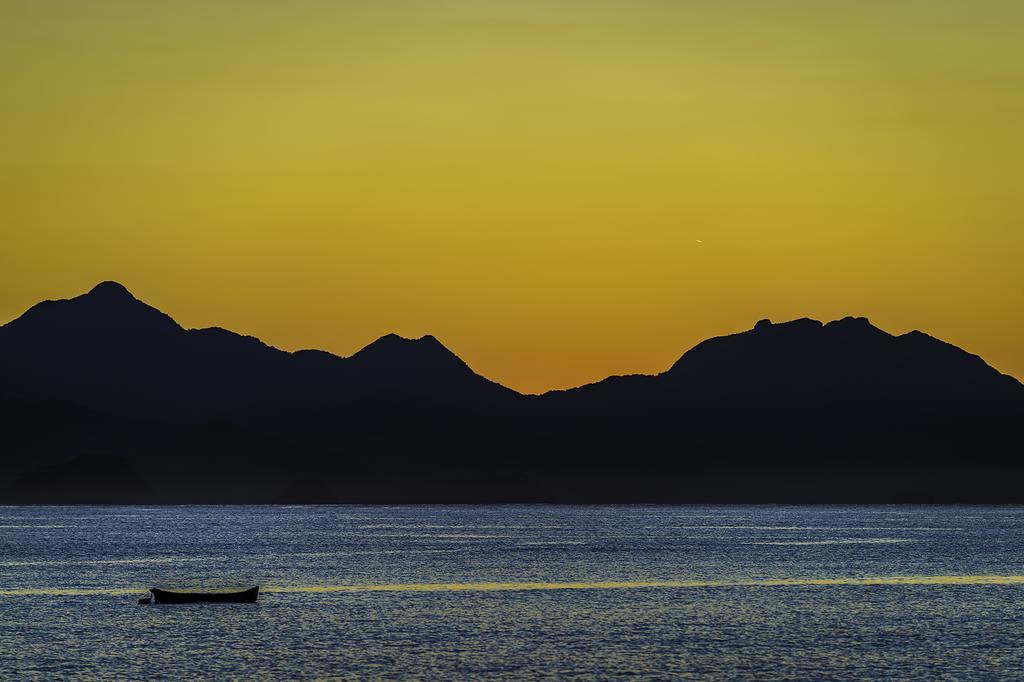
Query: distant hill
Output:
[[0, 281, 513, 426], [1, 283, 1021, 503]]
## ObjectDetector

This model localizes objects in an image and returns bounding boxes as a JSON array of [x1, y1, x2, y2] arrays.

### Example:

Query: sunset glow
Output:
[[2, 1, 1021, 392]]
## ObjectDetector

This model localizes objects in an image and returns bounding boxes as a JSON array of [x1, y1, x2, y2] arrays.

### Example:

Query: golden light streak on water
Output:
[[5, 575, 1024, 598], [263, 575, 1024, 593], [746, 539, 913, 545]]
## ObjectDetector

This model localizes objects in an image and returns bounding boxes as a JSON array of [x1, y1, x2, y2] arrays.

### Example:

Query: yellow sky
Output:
[[2, 1, 1022, 393]]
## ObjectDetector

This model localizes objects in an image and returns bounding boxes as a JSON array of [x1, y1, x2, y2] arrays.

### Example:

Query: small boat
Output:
[[147, 586, 259, 604]]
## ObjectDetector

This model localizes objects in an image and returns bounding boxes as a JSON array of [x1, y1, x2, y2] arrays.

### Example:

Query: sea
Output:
[[2, 505, 1024, 680]]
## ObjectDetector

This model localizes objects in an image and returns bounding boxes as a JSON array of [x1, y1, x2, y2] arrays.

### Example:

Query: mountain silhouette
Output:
[[0, 282, 512, 426], [1, 283, 1021, 503]]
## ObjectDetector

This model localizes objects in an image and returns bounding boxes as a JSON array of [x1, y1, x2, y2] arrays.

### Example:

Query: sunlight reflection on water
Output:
[[2, 505, 1024, 679]]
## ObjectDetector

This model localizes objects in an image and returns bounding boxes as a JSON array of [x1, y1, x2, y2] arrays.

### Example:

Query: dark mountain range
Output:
[[0, 282, 512, 425], [1, 283, 1021, 503]]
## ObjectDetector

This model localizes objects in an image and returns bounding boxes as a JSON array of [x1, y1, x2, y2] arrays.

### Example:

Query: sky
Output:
[[1, 0, 1021, 393]]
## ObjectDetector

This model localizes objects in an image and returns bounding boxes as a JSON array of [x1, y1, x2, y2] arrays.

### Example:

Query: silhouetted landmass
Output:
[[8, 454, 155, 504], [1, 282, 1021, 503]]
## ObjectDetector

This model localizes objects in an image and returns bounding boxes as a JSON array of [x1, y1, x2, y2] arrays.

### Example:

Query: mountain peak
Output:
[[87, 281, 135, 300], [345, 332, 490, 389], [666, 315, 896, 378], [825, 315, 873, 329], [353, 333, 460, 362], [745, 317, 822, 335], [823, 315, 891, 342], [0, 281, 181, 340]]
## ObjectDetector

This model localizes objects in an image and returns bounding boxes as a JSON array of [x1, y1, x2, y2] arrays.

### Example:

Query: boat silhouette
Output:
[[143, 586, 259, 604]]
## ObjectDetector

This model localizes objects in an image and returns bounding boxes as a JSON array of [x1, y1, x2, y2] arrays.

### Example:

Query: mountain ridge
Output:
[[3, 282, 1019, 394], [1, 282, 1021, 503]]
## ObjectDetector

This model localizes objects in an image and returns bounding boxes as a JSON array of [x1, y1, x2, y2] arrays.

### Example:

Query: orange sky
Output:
[[1, 1, 1021, 392]]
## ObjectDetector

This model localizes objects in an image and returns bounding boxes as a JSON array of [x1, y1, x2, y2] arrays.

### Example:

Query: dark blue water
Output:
[[2, 506, 1024, 679]]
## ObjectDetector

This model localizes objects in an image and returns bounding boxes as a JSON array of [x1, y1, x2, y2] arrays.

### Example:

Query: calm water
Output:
[[2, 506, 1024, 680]]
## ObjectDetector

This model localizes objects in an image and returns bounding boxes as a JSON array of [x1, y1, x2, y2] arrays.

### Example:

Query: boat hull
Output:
[[150, 586, 259, 604]]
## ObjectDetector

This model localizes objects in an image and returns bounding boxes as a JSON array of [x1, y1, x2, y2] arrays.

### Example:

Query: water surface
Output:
[[2, 506, 1023, 679]]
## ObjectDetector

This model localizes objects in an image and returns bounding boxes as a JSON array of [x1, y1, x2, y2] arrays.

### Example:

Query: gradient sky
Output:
[[2, 1, 1021, 393]]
